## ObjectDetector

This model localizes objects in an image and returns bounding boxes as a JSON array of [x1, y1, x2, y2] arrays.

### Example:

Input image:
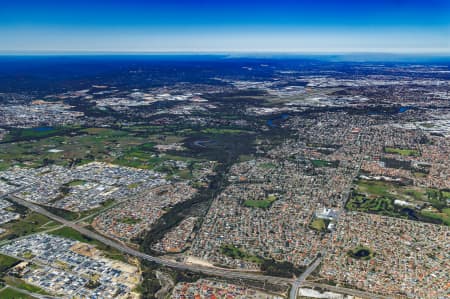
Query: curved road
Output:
[[4, 174, 388, 299], [8, 195, 292, 286]]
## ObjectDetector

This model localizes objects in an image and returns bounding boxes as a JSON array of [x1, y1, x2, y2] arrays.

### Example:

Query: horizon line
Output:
[[0, 50, 450, 56]]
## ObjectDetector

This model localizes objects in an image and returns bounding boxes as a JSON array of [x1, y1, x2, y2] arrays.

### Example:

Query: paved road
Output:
[[7, 195, 292, 285], [3, 285, 59, 299], [289, 257, 322, 299], [289, 132, 364, 299], [301, 282, 392, 299], [3, 176, 388, 299]]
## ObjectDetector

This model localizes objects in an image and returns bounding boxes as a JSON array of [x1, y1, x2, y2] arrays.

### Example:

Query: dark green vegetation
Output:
[[85, 279, 101, 290], [219, 244, 303, 278], [137, 128, 266, 255], [0, 120, 282, 260], [260, 259, 304, 278], [347, 179, 450, 226], [0, 287, 36, 299], [243, 195, 277, 209], [0, 95, 295, 171], [0, 254, 20, 275], [384, 147, 420, 157], [133, 261, 161, 299], [136, 260, 210, 298], [49, 227, 127, 262], [347, 246, 375, 260], [2, 126, 81, 143], [136, 160, 229, 255], [220, 244, 264, 264], [200, 128, 250, 135], [347, 195, 396, 214], [0, 108, 301, 285]]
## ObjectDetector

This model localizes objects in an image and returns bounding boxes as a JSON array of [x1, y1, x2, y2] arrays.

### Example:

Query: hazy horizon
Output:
[[1, 0, 449, 53]]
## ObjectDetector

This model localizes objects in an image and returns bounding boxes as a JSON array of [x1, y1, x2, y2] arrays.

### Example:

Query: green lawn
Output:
[[259, 162, 276, 169], [0, 287, 36, 299], [442, 191, 450, 199], [309, 218, 328, 232], [243, 195, 277, 209], [3, 277, 50, 295], [384, 147, 420, 157], [420, 208, 450, 226], [355, 180, 392, 198], [311, 159, 339, 168]]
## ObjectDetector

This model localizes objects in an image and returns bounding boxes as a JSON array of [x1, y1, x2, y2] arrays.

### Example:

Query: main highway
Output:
[[289, 257, 322, 299], [3, 183, 389, 299], [7, 194, 292, 285]]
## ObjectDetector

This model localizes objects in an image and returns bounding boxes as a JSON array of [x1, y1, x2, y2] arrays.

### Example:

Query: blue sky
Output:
[[0, 0, 449, 53]]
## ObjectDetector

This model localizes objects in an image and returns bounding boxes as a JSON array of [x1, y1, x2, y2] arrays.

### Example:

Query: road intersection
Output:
[[2, 184, 387, 299]]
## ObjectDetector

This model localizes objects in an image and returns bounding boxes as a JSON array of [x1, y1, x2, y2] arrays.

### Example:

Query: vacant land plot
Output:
[[384, 147, 420, 157], [0, 211, 54, 241], [49, 227, 127, 262]]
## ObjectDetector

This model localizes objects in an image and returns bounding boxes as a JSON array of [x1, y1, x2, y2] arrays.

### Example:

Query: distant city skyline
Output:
[[1, 0, 449, 53]]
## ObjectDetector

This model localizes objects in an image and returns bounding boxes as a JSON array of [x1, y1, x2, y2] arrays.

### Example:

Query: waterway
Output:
[[33, 126, 54, 132], [267, 113, 289, 127]]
